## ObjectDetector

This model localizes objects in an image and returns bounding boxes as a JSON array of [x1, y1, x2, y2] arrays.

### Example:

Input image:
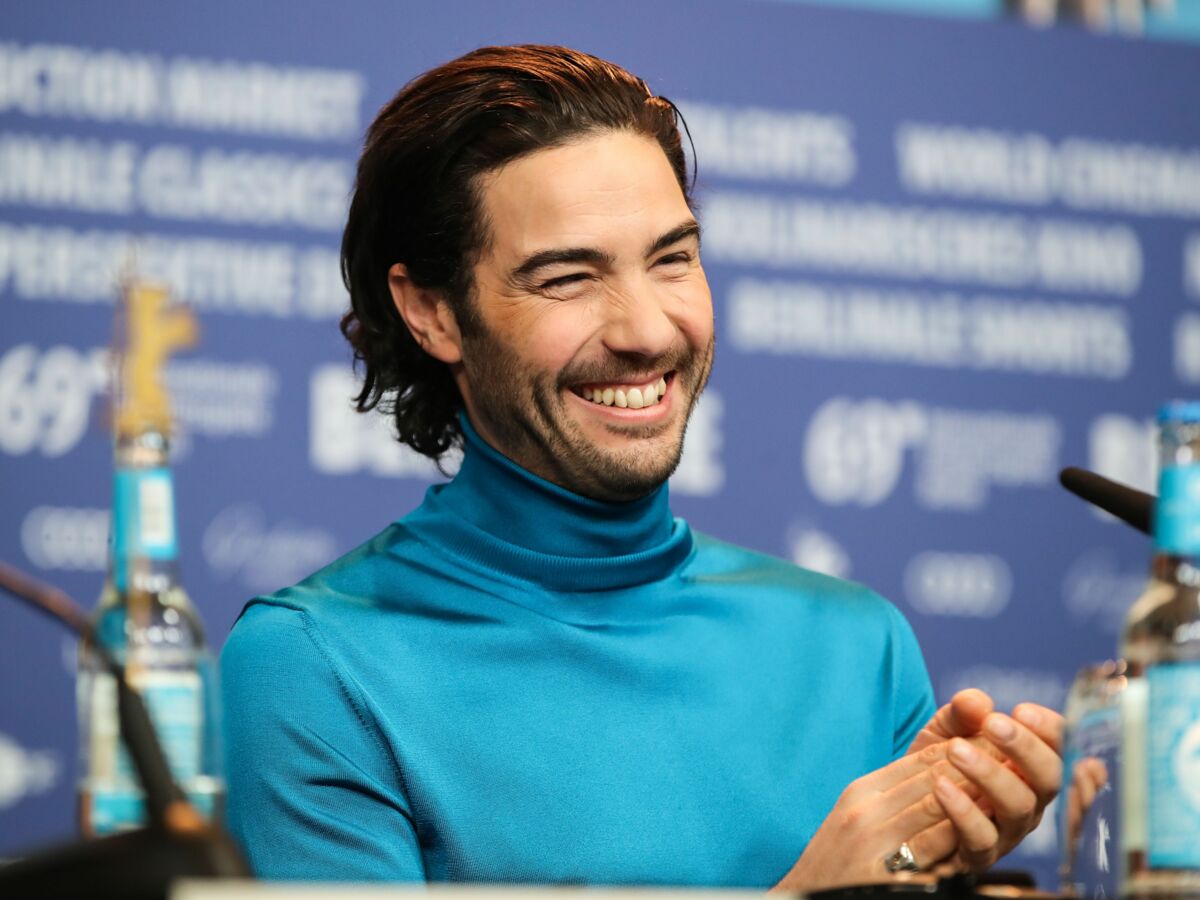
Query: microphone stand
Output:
[[0, 562, 250, 900]]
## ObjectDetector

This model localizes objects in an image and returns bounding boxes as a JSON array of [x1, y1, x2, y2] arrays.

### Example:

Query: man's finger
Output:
[[940, 689, 995, 737], [1082, 757, 1110, 792], [1067, 776, 1084, 839], [1074, 761, 1099, 811], [871, 759, 1000, 876], [880, 762, 969, 839], [933, 774, 998, 868], [883, 789, 950, 840], [882, 761, 951, 810], [885, 756, 984, 810], [859, 741, 953, 792], [947, 737, 1038, 841], [906, 819, 960, 873], [1012, 703, 1064, 754], [864, 734, 1000, 795], [1072, 756, 1108, 812], [882, 765, 1004, 853], [981, 713, 1062, 804], [908, 690, 995, 753]]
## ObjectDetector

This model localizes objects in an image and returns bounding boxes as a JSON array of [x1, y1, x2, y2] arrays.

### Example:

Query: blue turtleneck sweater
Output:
[[220, 421, 935, 886]]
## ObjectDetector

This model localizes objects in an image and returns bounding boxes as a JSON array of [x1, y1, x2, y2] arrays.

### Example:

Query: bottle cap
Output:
[[1157, 400, 1200, 424]]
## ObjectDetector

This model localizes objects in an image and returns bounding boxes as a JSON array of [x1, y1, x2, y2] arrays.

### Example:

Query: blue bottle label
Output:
[[87, 671, 206, 834], [1155, 465, 1200, 556], [120, 673, 203, 781], [112, 467, 178, 591], [89, 787, 145, 835], [1146, 662, 1200, 869]]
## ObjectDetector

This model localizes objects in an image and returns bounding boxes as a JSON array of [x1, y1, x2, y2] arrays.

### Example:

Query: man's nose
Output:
[[601, 287, 677, 359]]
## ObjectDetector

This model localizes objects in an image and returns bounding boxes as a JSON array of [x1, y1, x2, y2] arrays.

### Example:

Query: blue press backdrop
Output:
[[3, 0, 1199, 886]]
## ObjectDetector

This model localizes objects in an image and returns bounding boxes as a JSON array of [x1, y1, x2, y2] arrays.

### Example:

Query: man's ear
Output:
[[388, 263, 464, 364]]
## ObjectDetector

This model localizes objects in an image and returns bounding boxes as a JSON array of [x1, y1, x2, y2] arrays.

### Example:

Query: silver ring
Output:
[[884, 841, 920, 874]]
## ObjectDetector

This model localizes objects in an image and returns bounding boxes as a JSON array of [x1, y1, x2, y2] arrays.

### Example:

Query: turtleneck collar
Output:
[[413, 416, 694, 593]]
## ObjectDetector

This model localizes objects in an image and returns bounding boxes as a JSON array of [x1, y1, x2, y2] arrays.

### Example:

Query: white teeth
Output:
[[580, 377, 669, 408]]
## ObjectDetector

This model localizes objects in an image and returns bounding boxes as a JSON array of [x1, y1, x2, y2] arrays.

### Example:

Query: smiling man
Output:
[[394, 128, 712, 503], [221, 45, 1063, 888]]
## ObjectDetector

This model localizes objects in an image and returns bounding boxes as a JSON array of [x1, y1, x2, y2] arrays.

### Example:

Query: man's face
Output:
[[453, 129, 714, 502]]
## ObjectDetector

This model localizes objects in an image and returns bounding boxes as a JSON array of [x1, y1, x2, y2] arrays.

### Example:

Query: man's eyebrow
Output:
[[510, 220, 702, 283], [511, 247, 615, 282], [646, 220, 702, 257]]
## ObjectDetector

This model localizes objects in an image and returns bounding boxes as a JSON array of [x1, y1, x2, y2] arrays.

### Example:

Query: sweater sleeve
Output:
[[886, 603, 937, 759], [220, 602, 425, 882]]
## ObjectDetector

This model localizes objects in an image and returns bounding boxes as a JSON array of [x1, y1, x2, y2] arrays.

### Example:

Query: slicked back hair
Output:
[[339, 44, 692, 460]]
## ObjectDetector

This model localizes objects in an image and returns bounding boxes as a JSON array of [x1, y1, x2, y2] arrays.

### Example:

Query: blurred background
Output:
[[3, 0, 1199, 886]]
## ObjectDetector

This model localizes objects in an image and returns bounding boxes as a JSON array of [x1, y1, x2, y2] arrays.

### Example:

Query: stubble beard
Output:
[[461, 329, 714, 503]]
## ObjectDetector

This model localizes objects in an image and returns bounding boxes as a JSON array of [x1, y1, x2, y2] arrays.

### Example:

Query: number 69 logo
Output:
[[0, 344, 108, 457], [803, 396, 928, 507]]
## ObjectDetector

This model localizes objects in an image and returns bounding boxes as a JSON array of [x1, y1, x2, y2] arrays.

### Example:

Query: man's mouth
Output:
[[571, 373, 672, 409]]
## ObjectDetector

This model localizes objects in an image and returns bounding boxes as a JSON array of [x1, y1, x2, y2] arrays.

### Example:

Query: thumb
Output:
[[937, 689, 994, 737], [910, 689, 995, 752]]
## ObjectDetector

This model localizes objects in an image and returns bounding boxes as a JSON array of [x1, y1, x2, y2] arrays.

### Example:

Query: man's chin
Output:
[[548, 399, 690, 498], [575, 466, 677, 502], [577, 429, 681, 466], [565, 438, 685, 501]]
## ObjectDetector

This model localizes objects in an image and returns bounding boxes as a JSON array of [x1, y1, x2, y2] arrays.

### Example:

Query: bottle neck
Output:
[[1153, 418, 1200, 561], [109, 430, 181, 595]]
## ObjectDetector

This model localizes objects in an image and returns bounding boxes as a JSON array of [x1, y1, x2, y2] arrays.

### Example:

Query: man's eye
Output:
[[540, 273, 591, 292], [656, 252, 691, 267]]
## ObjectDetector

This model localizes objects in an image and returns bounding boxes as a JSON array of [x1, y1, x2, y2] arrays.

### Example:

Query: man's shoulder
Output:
[[226, 520, 412, 638], [686, 529, 900, 620]]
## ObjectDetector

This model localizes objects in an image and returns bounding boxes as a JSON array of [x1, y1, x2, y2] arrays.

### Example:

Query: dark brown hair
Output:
[[339, 44, 692, 460]]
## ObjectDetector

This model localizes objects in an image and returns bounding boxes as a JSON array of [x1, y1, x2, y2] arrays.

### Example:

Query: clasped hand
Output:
[[773, 689, 1063, 893]]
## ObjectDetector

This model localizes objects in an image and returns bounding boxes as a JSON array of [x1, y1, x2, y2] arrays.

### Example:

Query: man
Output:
[[221, 45, 1062, 888]]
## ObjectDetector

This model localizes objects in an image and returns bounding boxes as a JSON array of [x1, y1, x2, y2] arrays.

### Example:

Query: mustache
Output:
[[558, 346, 699, 388]]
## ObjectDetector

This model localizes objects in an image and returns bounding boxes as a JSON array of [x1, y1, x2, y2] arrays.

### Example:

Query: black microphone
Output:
[[0, 561, 250, 900], [1059, 466, 1156, 536]]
